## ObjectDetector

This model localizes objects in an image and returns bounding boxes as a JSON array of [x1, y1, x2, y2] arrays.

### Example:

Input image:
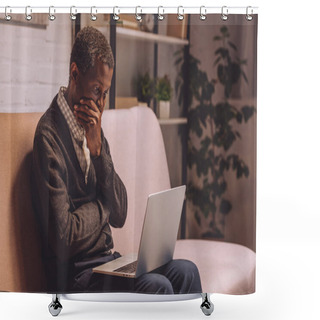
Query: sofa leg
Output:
[[48, 294, 63, 317], [200, 293, 214, 316]]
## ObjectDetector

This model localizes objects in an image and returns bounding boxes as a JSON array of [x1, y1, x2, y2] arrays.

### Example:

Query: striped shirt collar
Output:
[[57, 86, 85, 144]]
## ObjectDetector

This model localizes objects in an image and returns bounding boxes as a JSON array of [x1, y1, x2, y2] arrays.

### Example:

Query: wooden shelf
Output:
[[158, 118, 188, 125], [116, 27, 189, 46]]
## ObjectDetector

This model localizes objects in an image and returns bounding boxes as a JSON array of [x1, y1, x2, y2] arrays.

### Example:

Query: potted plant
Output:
[[155, 75, 172, 119], [175, 26, 256, 239], [135, 72, 154, 107]]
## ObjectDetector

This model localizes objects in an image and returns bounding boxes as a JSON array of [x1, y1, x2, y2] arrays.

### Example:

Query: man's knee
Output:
[[134, 273, 174, 294], [168, 259, 200, 277], [164, 259, 202, 293]]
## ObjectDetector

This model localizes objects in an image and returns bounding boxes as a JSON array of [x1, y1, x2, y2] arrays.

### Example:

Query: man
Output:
[[32, 26, 202, 294]]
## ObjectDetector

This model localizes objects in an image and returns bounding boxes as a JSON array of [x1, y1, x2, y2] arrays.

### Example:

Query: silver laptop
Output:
[[93, 185, 186, 278]]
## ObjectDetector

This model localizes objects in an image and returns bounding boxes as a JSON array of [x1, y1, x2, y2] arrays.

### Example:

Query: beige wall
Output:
[[0, 15, 72, 113]]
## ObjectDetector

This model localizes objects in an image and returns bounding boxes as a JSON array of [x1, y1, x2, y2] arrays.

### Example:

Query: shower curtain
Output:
[[0, 10, 257, 296]]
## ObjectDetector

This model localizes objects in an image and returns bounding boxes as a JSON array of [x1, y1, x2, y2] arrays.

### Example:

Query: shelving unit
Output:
[[111, 15, 191, 239], [116, 27, 189, 45], [109, 17, 189, 114], [158, 118, 188, 125]]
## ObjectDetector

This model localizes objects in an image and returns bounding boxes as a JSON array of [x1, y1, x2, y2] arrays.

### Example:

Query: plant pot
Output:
[[159, 101, 170, 119], [138, 101, 148, 108]]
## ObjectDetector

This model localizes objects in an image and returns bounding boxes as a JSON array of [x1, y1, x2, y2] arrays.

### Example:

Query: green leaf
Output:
[[241, 106, 256, 122], [202, 231, 215, 238], [187, 184, 213, 218], [228, 41, 237, 51], [194, 211, 201, 227], [173, 48, 183, 56], [243, 165, 250, 177], [175, 78, 181, 95], [220, 26, 229, 37], [230, 155, 239, 170], [188, 110, 203, 137], [155, 75, 172, 101], [220, 199, 232, 214], [222, 130, 236, 151], [202, 228, 224, 239], [213, 35, 222, 41], [174, 57, 183, 66], [219, 180, 227, 194], [231, 62, 241, 84], [219, 159, 226, 172], [241, 69, 249, 84], [201, 136, 212, 150], [236, 112, 243, 123], [201, 81, 215, 101], [215, 48, 229, 59], [217, 64, 228, 84]]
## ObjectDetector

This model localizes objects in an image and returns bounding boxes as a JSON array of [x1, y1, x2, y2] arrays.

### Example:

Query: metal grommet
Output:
[[177, 6, 184, 21], [221, 6, 228, 21], [5, 6, 12, 21], [158, 6, 164, 21], [113, 6, 120, 21], [70, 6, 77, 21], [49, 6, 56, 21], [200, 6, 207, 21], [25, 6, 32, 21], [135, 6, 142, 22], [246, 6, 253, 21], [90, 6, 97, 21]]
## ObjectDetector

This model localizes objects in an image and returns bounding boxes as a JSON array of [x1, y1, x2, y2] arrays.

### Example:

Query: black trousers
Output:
[[71, 253, 202, 294]]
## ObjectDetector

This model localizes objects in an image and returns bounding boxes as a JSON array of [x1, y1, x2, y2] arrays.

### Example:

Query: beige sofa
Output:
[[0, 107, 255, 294]]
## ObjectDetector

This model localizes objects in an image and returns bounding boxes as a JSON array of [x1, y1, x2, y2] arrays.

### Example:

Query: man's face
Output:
[[72, 59, 113, 113]]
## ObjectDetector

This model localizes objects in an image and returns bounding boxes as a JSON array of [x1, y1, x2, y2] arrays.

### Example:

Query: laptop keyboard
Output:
[[114, 260, 138, 273]]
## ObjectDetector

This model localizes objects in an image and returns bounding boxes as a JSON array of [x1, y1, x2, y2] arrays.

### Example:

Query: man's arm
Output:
[[91, 133, 127, 228], [32, 133, 119, 262], [73, 97, 127, 228]]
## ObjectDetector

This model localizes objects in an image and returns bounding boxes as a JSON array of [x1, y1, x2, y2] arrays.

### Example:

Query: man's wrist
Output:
[[91, 145, 102, 158]]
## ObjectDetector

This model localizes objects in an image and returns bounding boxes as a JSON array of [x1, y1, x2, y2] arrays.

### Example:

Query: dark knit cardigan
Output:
[[31, 95, 127, 291]]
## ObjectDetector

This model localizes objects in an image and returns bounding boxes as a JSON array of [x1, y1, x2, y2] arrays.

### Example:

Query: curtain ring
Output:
[[25, 6, 32, 21], [5, 6, 12, 21], [158, 6, 164, 21], [200, 6, 207, 21], [90, 6, 97, 21], [246, 6, 253, 21], [70, 6, 77, 21], [135, 6, 142, 22], [177, 6, 184, 21], [221, 6, 228, 21], [49, 6, 56, 21], [113, 6, 120, 21]]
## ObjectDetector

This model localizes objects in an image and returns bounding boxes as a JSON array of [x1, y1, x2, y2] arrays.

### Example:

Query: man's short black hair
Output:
[[70, 26, 114, 76]]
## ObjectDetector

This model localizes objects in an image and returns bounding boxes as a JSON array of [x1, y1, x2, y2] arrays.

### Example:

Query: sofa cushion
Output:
[[174, 239, 256, 294]]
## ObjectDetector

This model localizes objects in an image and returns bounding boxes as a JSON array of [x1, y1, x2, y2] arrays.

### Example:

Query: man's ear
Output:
[[70, 62, 80, 83]]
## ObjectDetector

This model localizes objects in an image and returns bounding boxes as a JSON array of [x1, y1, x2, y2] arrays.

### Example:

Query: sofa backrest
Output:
[[101, 107, 171, 255], [0, 106, 170, 292], [0, 112, 45, 292]]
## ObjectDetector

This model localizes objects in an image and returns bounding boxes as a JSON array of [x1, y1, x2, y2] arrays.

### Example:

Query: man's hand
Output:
[[74, 98, 102, 157]]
